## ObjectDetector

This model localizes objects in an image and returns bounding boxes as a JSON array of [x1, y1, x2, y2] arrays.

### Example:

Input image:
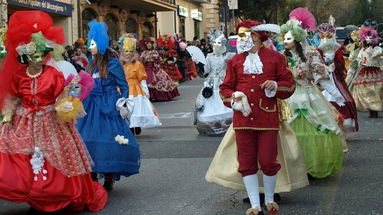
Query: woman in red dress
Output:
[[0, 11, 107, 213]]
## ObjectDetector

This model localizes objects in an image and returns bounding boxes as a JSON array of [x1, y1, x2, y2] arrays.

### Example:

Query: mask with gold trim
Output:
[[236, 27, 254, 53]]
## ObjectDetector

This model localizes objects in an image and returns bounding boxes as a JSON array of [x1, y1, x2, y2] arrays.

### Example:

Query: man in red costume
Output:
[[220, 20, 295, 215]]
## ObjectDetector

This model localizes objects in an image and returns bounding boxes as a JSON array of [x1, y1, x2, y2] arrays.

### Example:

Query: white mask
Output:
[[364, 36, 372, 44], [284, 31, 295, 44], [237, 32, 254, 54], [212, 36, 226, 55], [89, 39, 97, 50]]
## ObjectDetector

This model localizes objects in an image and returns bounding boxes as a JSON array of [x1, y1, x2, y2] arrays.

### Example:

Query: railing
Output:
[[158, 0, 176, 5]]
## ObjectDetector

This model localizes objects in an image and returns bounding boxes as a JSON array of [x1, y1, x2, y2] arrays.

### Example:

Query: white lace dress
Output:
[[194, 52, 234, 136]]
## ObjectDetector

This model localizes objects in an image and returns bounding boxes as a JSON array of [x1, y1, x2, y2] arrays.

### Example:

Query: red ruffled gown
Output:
[[159, 48, 183, 81], [0, 65, 107, 212]]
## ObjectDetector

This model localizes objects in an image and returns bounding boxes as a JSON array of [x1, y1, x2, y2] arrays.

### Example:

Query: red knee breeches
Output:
[[234, 129, 280, 177]]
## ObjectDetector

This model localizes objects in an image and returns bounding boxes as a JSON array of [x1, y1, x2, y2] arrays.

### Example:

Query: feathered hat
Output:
[[87, 19, 109, 55], [0, 10, 65, 109], [359, 26, 380, 46], [317, 23, 336, 38], [236, 20, 270, 40], [157, 35, 175, 49], [289, 8, 317, 32]]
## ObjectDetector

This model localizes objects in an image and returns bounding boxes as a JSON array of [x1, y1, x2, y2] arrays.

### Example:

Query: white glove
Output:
[[324, 52, 335, 64], [116, 98, 134, 119], [264, 81, 278, 98], [231, 91, 251, 117], [141, 80, 150, 98], [319, 80, 345, 106]]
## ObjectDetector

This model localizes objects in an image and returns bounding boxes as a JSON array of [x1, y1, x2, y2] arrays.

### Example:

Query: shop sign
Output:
[[228, 0, 238, 10], [7, 0, 73, 16], [178, 5, 188, 17], [191, 9, 202, 21]]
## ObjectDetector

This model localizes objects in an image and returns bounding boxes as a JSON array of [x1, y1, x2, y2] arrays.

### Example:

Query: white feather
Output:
[[251, 24, 281, 34]]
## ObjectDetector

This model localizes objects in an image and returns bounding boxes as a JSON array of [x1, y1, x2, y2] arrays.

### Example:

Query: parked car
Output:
[[336, 27, 347, 45]]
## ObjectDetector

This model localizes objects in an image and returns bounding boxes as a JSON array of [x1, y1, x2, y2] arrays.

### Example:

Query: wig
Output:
[[87, 19, 109, 55]]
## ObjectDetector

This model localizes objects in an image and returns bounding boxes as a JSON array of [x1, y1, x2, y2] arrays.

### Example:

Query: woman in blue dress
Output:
[[76, 19, 140, 191]]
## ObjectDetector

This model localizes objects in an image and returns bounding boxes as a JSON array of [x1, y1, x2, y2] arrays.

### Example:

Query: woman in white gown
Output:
[[194, 30, 234, 136]]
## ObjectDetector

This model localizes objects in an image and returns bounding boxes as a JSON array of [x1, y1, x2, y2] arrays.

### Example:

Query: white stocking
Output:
[[263, 174, 277, 204], [243, 174, 260, 210]]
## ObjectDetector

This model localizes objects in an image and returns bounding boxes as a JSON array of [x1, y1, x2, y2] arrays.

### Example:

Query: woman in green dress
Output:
[[280, 20, 345, 178]]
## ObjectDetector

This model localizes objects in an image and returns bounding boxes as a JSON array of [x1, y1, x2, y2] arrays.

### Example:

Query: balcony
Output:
[[188, 0, 212, 3], [113, 0, 177, 12]]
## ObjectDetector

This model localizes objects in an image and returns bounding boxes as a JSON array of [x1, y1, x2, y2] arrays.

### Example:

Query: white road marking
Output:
[[160, 112, 192, 119]]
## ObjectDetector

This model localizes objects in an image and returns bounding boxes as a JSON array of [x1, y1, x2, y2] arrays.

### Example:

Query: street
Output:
[[1, 79, 383, 215]]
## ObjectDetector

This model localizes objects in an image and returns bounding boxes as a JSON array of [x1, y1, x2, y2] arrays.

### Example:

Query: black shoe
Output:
[[103, 180, 114, 191], [369, 110, 379, 118], [243, 193, 281, 205], [135, 127, 142, 135], [28, 207, 41, 215], [307, 173, 317, 180], [91, 173, 98, 182]]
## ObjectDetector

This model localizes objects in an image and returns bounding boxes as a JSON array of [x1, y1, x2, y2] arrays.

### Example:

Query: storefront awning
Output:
[[113, 0, 177, 12]]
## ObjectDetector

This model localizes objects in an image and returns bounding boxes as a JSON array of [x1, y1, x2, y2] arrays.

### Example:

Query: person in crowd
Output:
[[281, 18, 345, 179], [76, 19, 140, 191], [351, 26, 383, 118], [120, 34, 161, 135], [220, 20, 296, 215], [0, 10, 107, 213], [194, 30, 234, 136], [317, 22, 358, 133]]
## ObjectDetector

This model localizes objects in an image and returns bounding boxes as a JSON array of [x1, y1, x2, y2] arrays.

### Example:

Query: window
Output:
[[105, 14, 118, 41], [126, 18, 138, 33], [194, 20, 200, 39], [82, 8, 97, 39], [179, 17, 185, 39], [142, 22, 154, 38]]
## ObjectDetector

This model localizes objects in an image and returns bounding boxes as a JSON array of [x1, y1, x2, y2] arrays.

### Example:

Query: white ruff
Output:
[[244, 52, 263, 74]]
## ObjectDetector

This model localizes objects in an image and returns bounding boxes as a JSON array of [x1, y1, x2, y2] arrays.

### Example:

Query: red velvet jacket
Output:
[[219, 47, 295, 130]]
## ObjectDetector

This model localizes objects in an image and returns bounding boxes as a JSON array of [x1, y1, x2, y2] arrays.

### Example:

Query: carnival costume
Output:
[[76, 20, 140, 190], [345, 30, 362, 91], [352, 27, 383, 117], [120, 34, 161, 130], [158, 35, 183, 81], [280, 18, 344, 178], [220, 20, 295, 215], [316, 23, 358, 132], [0, 11, 107, 212], [205, 100, 308, 193], [140, 37, 180, 101], [194, 30, 234, 136]]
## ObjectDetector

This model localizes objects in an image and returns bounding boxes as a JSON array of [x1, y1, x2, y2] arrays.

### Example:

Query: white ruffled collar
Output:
[[243, 52, 263, 74]]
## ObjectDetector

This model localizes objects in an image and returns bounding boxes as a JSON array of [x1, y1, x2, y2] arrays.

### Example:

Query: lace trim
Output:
[[243, 53, 263, 74]]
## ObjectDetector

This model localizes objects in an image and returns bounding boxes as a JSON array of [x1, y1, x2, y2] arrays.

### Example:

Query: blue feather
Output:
[[88, 19, 109, 55]]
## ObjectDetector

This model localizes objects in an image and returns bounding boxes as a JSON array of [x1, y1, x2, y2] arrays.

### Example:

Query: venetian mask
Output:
[[212, 35, 226, 55], [237, 32, 254, 54], [68, 83, 82, 97], [284, 31, 295, 44], [30, 52, 46, 63]]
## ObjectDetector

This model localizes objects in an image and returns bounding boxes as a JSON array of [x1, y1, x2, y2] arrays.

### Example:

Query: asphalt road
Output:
[[1, 79, 383, 215]]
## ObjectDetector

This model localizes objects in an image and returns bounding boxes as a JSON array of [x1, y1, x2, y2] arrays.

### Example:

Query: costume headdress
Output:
[[0, 10, 65, 109], [122, 34, 137, 52], [208, 30, 227, 45], [280, 19, 307, 42], [157, 35, 175, 49], [317, 21, 341, 52], [359, 26, 380, 46], [289, 8, 317, 33], [140, 37, 154, 50], [87, 19, 109, 55]]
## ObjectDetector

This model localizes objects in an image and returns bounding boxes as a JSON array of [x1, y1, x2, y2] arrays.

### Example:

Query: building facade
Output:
[[80, 0, 177, 41]]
